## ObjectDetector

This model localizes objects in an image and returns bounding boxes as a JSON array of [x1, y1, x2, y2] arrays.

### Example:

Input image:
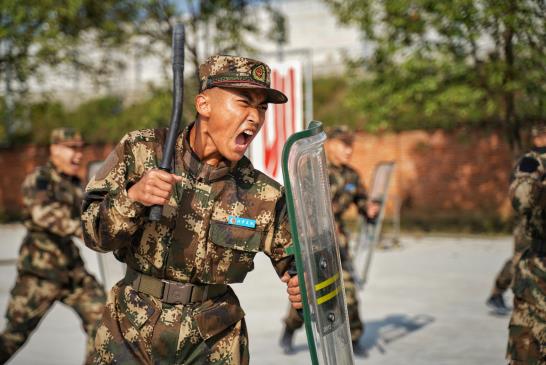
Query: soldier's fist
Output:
[[281, 272, 303, 310], [367, 202, 380, 219], [127, 169, 182, 206]]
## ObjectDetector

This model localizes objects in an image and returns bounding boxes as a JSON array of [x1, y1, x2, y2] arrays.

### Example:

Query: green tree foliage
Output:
[[133, 0, 284, 82], [0, 0, 138, 91], [1, 0, 284, 145], [325, 0, 545, 155], [9, 78, 199, 145], [0, 0, 139, 143]]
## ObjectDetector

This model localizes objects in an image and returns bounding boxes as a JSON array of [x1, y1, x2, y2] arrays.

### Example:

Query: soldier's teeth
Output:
[[243, 130, 254, 136]]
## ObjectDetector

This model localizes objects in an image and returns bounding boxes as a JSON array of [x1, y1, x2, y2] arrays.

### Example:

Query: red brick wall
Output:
[[0, 144, 114, 216], [349, 130, 514, 220], [0, 130, 515, 221]]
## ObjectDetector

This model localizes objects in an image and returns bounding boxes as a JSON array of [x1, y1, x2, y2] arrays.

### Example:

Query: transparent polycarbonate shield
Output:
[[354, 162, 395, 287], [282, 121, 354, 365], [86, 160, 126, 290]]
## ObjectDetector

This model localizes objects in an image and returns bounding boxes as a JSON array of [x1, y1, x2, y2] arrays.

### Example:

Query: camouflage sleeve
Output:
[[353, 172, 372, 220], [509, 155, 546, 212], [262, 190, 294, 277], [22, 171, 82, 238], [81, 134, 146, 253]]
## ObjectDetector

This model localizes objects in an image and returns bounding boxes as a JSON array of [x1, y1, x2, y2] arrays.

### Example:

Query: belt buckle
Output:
[[163, 280, 193, 304]]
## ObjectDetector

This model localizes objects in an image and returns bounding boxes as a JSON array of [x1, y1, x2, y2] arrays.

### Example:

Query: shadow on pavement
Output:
[[360, 314, 435, 354]]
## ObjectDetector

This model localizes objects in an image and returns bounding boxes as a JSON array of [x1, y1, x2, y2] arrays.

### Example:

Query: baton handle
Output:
[[148, 24, 185, 221]]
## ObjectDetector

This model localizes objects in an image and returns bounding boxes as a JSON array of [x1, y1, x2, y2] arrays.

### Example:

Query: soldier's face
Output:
[[201, 87, 268, 162], [326, 139, 353, 166], [50, 143, 83, 176], [533, 134, 546, 148]]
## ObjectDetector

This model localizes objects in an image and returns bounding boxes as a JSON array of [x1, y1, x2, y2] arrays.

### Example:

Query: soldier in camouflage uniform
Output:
[[506, 124, 546, 364], [279, 126, 379, 357], [81, 55, 302, 365], [0, 128, 106, 364], [488, 154, 538, 313]]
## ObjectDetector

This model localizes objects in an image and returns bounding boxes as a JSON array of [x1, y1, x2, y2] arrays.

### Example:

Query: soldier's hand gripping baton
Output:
[[149, 24, 185, 221]]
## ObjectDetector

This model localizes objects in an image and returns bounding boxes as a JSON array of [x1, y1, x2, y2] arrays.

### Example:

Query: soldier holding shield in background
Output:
[[280, 125, 379, 357]]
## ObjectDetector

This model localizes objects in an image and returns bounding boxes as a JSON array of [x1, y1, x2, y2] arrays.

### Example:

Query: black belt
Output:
[[124, 267, 228, 304]]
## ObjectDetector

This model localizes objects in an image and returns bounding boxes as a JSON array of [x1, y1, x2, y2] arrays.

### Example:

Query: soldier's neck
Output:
[[189, 119, 222, 167]]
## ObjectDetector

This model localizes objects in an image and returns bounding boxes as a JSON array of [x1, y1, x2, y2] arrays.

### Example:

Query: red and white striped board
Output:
[[249, 60, 304, 182]]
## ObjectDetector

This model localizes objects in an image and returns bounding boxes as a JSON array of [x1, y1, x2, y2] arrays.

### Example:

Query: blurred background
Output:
[[0, 0, 544, 364]]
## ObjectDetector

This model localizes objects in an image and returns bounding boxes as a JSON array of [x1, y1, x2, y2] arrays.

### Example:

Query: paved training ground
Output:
[[0, 224, 512, 364]]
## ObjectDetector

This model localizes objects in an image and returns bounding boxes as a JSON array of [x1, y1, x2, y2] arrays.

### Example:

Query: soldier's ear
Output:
[[195, 93, 211, 118]]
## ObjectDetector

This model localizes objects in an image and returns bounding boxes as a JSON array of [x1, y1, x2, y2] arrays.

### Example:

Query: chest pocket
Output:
[[53, 183, 75, 206], [207, 221, 263, 283]]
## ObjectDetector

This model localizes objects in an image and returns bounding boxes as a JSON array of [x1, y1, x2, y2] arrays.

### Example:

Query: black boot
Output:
[[280, 327, 295, 354], [486, 293, 509, 314], [352, 340, 368, 357]]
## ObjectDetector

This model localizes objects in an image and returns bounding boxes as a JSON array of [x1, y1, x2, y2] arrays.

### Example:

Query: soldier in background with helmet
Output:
[[506, 124, 546, 364], [0, 128, 106, 364], [486, 129, 546, 313], [280, 125, 379, 357]]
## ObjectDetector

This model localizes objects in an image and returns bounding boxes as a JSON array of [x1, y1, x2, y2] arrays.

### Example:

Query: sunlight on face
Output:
[[50, 143, 83, 176], [325, 138, 354, 166], [201, 87, 269, 162]]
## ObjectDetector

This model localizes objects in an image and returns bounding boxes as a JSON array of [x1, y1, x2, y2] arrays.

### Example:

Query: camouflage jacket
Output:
[[328, 163, 371, 244], [510, 147, 546, 252], [18, 161, 86, 282], [510, 147, 546, 309], [82, 123, 293, 285]]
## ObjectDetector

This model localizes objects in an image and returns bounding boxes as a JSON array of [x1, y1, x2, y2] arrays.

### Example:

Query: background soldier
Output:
[[280, 125, 379, 356], [81, 55, 302, 364], [0, 128, 106, 364], [486, 130, 546, 313], [506, 124, 546, 364]]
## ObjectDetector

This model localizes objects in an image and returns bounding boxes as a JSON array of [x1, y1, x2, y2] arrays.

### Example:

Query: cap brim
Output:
[[216, 82, 288, 104], [58, 141, 85, 147]]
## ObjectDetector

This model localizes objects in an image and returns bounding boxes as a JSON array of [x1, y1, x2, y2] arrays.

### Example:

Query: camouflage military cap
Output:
[[326, 125, 355, 146], [531, 124, 546, 137], [50, 128, 84, 146], [199, 55, 288, 104]]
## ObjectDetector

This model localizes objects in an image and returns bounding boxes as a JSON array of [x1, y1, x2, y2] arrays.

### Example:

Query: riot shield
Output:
[[282, 121, 354, 365], [86, 160, 126, 290], [353, 161, 395, 288]]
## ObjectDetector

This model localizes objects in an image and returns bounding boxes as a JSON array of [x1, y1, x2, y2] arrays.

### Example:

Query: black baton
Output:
[[149, 24, 185, 221]]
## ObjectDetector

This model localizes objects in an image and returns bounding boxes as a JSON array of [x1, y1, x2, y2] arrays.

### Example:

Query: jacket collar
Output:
[[179, 122, 235, 183]]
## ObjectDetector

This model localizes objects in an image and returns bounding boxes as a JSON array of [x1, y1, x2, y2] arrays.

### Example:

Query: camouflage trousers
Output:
[[284, 269, 363, 342], [507, 254, 546, 364], [492, 244, 526, 296], [94, 282, 249, 365], [493, 258, 516, 296], [0, 270, 105, 365]]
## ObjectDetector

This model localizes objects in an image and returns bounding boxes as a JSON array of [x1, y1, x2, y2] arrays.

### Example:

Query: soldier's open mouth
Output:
[[235, 130, 254, 149]]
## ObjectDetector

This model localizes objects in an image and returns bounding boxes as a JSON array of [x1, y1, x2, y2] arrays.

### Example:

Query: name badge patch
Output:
[[228, 216, 256, 229], [345, 183, 356, 192]]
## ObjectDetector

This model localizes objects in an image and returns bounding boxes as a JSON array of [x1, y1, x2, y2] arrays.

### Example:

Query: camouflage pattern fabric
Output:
[[492, 216, 532, 296], [50, 127, 84, 145], [81, 123, 293, 364], [199, 55, 287, 104], [328, 163, 372, 261], [0, 162, 106, 365], [507, 147, 546, 364]]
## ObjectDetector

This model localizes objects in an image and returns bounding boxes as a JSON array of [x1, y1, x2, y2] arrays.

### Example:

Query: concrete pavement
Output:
[[0, 224, 513, 364]]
